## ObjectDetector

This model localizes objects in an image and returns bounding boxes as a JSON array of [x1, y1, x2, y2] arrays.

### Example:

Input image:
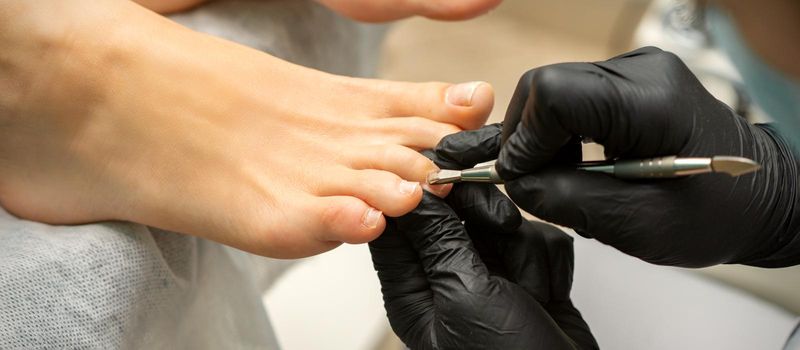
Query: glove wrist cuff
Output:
[[739, 124, 800, 267]]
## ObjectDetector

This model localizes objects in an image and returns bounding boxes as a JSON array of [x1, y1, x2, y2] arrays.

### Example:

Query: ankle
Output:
[[0, 2, 141, 124]]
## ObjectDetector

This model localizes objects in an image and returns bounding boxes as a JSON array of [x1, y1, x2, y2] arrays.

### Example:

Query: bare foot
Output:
[[132, 0, 503, 21], [0, 1, 492, 258], [315, 0, 503, 22]]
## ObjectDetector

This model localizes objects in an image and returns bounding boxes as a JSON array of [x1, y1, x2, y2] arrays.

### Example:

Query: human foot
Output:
[[315, 0, 503, 22], [132, 0, 502, 21], [0, 1, 493, 258]]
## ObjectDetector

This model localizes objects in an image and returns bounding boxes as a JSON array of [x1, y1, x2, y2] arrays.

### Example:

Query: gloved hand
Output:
[[494, 47, 800, 268], [368, 133, 597, 350]]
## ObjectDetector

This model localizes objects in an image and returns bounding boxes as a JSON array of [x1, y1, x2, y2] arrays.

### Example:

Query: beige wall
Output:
[[379, 0, 650, 125]]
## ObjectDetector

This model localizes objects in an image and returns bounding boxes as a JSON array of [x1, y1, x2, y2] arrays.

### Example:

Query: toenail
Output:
[[398, 180, 419, 195], [445, 81, 484, 107], [362, 208, 382, 228], [422, 183, 452, 198]]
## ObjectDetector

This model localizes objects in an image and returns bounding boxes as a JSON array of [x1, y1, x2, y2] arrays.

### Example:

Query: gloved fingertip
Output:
[[496, 196, 523, 234], [433, 124, 503, 168]]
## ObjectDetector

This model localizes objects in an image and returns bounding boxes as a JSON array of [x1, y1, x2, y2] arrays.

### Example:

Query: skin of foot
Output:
[[0, 1, 493, 258], [314, 0, 503, 22], [134, 0, 504, 22]]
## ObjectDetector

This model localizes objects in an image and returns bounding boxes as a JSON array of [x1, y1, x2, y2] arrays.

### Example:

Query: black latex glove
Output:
[[494, 47, 800, 268], [369, 193, 597, 350], [368, 133, 597, 350]]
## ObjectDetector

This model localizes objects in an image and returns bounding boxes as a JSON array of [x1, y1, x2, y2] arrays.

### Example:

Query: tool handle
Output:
[[613, 156, 678, 178], [612, 156, 714, 178], [460, 164, 503, 183]]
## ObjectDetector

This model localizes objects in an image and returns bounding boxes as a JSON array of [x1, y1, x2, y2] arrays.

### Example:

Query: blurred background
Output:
[[263, 0, 800, 349]]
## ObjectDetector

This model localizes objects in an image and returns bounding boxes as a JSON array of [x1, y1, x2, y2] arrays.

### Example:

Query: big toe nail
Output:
[[446, 81, 483, 107], [445, 81, 493, 129]]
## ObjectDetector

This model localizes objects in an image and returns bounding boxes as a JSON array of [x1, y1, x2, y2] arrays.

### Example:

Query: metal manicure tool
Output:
[[426, 156, 761, 185]]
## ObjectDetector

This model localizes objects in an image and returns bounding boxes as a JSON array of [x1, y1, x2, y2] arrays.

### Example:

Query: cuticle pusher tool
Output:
[[426, 156, 761, 185]]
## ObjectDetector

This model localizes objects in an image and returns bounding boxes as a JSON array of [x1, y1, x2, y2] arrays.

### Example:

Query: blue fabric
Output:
[[707, 7, 800, 151]]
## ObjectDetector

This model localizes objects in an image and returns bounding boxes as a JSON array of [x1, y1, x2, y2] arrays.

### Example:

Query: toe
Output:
[[312, 196, 386, 244], [316, 168, 423, 217], [350, 144, 437, 184], [352, 78, 494, 131], [349, 144, 453, 198], [373, 117, 460, 150], [232, 194, 344, 259]]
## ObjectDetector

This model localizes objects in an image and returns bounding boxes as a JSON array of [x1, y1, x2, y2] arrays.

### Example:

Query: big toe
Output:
[[364, 79, 494, 131]]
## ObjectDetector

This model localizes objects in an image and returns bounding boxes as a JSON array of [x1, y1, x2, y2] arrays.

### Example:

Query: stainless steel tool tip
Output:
[[711, 156, 761, 176], [427, 169, 461, 185]]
